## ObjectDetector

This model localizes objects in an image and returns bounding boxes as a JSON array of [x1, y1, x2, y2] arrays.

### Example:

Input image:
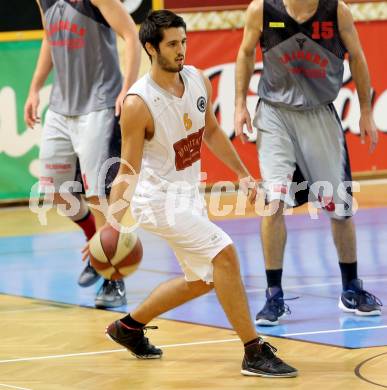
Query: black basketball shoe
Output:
[[241, 338, 298, 378], [106, 320, 163, 359], [339, 278, 382, 316], [255, 287, 289, 326]]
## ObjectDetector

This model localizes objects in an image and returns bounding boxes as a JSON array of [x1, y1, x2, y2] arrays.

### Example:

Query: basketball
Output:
[[89, 225, 143, 280]]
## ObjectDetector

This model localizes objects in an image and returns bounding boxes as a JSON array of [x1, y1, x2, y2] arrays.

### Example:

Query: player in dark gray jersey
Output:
[[24, 0, 140, 308], [235, 0, 381, 325]]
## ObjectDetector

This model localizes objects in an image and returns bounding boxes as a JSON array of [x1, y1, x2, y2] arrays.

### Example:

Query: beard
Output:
[[156, 52, 184, 73]]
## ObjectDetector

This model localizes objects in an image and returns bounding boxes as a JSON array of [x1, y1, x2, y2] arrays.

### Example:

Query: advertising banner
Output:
[[0, 40, 51, 200], [0, 21, 386, 199]]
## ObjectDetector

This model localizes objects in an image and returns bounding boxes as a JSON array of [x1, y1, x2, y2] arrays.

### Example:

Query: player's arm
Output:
[[107, 96, 150, 226], [202, 74, 249, 179], [201, 73, 257, 200], [337, 0, 378, 153], [234, 0, 263, 142], [92, 0, 141, 116], [24, 0, 53, 128]]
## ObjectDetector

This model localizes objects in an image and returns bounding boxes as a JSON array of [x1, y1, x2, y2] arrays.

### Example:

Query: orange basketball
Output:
[[89, 225, 143, 280]]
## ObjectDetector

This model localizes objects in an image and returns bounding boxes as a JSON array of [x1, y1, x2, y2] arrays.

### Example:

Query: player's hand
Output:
[[239, 175, 258, 205], [359, 110, 378, 154], [234, 105, 253, 144], [115, 89, 127, 117], [81, 241, 90, 262], [24, 92, 40, 128], [81, 223, 114, 261]]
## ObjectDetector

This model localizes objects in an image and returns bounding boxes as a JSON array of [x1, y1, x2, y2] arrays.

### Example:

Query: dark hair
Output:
[[139, 10, 186, 59]]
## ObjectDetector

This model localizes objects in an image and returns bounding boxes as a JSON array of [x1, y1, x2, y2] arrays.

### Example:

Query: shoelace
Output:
[[119, 324, 158, 343], [283, 296, 300, 314], [102, 280, 123, 294], [281, 301, 291, 315], [258, 338, 277, 353], [143, 325, 158, 335], [269, 296, 299, 315], [358, 290, 383, 306], [257, 339, 285, 365], [136, 326, 159, 350], [127, 325, 159, 337]]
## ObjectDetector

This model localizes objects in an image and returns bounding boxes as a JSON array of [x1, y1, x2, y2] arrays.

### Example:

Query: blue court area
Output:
[[1, 207, 386, 349]]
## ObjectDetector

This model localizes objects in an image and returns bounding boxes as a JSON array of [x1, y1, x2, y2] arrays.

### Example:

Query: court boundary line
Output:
[[0, 384, 33, 390], [283, 325, 387, 337], [238, 277, 387, 295], [354, 351, 387, 388]]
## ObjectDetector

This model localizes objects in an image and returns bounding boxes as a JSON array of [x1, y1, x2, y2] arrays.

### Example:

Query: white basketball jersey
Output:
[[127, 66, 207, 199]]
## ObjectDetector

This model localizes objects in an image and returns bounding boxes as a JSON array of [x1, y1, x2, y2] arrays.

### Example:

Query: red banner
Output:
[[185, 22, 387, 183]]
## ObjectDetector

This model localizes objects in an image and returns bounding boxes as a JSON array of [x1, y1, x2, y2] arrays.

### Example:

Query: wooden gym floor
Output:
[[0, 180, 386, 389]]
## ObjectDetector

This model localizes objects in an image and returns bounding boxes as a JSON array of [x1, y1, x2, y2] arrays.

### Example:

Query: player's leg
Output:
[[261, 200, 286, 278], [333, 217, 381, 315], [211, 244, 296, 377], [73, 194, 103, 287], [253, 101, 297, 325], [295, 104, 382, 316], [49, 190, 101, 287], [118, 245, 256, 343], [39, 110, 103, 288], [128, 278, 213, 323], [105, 277, 213, 359], [106, 207, 297, 377], [257, 201, 289, 325], [75, 108, 126, 307], [212, 244, 261, 342], [331, 217, 357, 265], [54, 193, 98, 242], [106, 246, 297, 376]]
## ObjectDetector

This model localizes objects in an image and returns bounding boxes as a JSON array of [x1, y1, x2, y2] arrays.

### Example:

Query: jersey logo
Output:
[[173, 128, 204, 171], [197, 96, 206, 113], [183, 113, 192, 131], [46, 20, 86, 49], [269, 22, 285, 28], [342, 297, 356, 307], [296, 38, 307, 50], [280, 40, 329, 79]]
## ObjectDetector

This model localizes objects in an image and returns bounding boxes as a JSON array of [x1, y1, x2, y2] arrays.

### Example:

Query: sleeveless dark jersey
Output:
[[258, 0, 347, 109], [39, 0, 122, 115]]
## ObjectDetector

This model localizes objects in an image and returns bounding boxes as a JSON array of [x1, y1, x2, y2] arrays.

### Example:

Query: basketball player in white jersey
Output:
[[99, 10, 297, 378], [24, 0, 140, 307], [235, 0, 381, 326]]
